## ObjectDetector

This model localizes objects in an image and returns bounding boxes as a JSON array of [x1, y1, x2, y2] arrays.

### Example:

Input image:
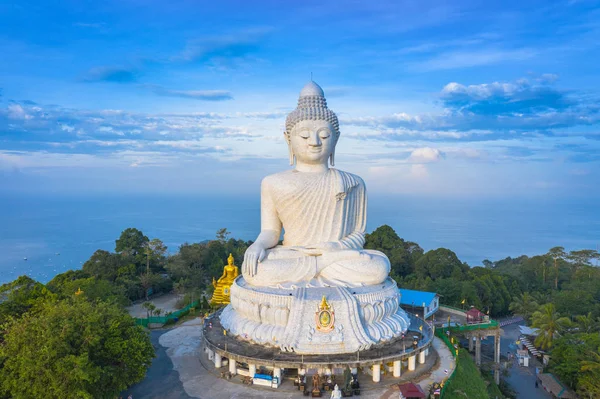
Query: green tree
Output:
[[167, 243, 208, 295], [578, 372, 600, 399], [143, 238, 168, 275], [115, 228, 149, 257], [142, 301, 156, 319], [575, 313, 600, 333], [567, 249, 600, 277], [550, 334, 589, 389], [0, 299, 154, 399], [509, 292, 539, 322], [365, 225, 423, 278], [548, 246, 566, 289], [414, 248, 466, 280], [576, 339, 600, 398], [49, 276, 129, 307], [47, 269, 90, 290], [216, 228, 231, 242], [531, 303, 571, 350], [554, 289, 595, 317], [0, 276, 55, 320], [577, 335, 600, 395], [550, 333, 600, 397], [520, 255, 551, 290], [81, 250, 121, 282]]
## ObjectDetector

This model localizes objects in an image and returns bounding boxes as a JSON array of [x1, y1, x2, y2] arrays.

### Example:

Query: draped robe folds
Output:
[[243, 168, 390, 288]]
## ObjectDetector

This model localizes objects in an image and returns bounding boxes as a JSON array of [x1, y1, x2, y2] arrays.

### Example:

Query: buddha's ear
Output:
[[283, 130, 290, 144], [288, 144, 296, 166], [284, 131, 295, 166]]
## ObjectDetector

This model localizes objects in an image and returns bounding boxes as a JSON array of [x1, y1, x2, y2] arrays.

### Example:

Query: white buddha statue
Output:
[[331, 384, 342, 399], [242, 81, 390, 288], [219, 81, 409, 354]]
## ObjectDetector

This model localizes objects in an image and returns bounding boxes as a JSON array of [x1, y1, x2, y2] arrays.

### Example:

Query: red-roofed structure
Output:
[[466, 307, 484, 324], [398, 382, 426, 398]]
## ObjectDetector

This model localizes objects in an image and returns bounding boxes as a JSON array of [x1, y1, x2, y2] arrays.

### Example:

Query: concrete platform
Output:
[[203, 309, 433, 370]]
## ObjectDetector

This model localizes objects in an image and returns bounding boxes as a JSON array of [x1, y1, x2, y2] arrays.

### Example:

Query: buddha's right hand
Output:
[[302, 241, 342, 255], [242, 243, 266, 277]]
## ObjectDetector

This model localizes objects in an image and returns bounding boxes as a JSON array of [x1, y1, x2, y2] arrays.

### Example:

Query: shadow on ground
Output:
[[121, 330, 193, 399]]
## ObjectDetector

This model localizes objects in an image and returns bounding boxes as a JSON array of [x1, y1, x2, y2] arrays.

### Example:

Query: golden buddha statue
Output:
[[210, 254, 239, 305]]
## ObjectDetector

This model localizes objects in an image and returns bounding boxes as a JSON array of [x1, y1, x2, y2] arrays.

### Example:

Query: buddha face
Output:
[[289, 119, 336, 165]]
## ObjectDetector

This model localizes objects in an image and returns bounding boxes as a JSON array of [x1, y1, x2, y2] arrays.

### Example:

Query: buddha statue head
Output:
[[284, 81, 340, 167]]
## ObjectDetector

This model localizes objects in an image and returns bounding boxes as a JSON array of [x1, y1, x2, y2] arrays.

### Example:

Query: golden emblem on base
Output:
[[210, 254, 239, 305], [315, 295, 335, 332]]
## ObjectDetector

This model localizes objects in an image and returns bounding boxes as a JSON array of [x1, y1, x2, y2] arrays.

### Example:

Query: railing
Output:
[[135, 300, 200, 327], [408, 313, 435, 345], [435, 328, 458, 398], [435, 328, 457, 358], [449, 320, 499, 331], [438, 303, 500, 331], [439, 304, 466, 313]]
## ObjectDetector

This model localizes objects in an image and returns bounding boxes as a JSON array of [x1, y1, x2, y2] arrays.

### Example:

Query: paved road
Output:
[[126, 293, 181, 319], [417, 337, 455, 391], [479, 322, 552, 399], [501, 323, 552, 399], [121, 330, 193, 399]]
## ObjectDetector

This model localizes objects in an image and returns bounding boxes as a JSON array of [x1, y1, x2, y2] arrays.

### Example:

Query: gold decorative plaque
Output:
[[315, 295, 335, 332]]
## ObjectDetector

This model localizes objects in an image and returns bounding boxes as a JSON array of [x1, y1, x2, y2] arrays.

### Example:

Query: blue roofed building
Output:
[[399, 289, 440, 319]]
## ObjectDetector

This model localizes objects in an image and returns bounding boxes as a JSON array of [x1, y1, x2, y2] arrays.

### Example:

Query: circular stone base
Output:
[[220, 277, 411, 354], [204, 309, 433, 369]]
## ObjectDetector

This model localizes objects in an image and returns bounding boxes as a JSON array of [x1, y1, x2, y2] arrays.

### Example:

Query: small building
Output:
[[466, 307, 485, 324], [398, 382, 426, 399], [537, 373, 576, 398], [398, 289, 439, 319], [516, 349, 530, 367]]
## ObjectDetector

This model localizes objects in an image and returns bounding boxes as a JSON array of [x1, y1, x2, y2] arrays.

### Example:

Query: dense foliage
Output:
[[166, 230, 250, 299], [1, 224, 598, 397], [443, 349, 490, 399], [0, 276, 55, 321], [0, 298, 154, 399], [366, 225, 517, 317], [365, 224, 600, 397], [70, 227, 252, 303]]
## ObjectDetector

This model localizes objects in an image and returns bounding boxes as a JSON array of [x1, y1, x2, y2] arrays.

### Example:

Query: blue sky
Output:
[[1, 0, 600, 198]]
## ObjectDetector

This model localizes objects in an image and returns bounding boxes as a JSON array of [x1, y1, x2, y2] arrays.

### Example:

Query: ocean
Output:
[[1, 193, 599, 285]]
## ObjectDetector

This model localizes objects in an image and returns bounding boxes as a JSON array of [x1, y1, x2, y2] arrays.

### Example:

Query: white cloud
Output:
[[60, 124, 75, 132], [441, 81, 520, 100], [143, 84, 233, 101], [407, 147, 444, 163], [446, 147, 487, 160], [7, 104, 31, 120], [412, 49, 536, 72]]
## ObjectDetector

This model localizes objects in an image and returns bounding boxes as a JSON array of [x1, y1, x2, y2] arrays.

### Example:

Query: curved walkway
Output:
[[416, 337, 456, 391]]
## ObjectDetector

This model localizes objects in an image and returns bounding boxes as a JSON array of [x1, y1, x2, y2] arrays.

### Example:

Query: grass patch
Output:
[[484, 372, 506, 399], [443, 349, 492, 399]]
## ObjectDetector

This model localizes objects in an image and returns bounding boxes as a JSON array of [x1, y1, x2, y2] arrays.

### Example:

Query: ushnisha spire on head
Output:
[[284, 81, 340, 165], [285, 81, 338, 135]]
